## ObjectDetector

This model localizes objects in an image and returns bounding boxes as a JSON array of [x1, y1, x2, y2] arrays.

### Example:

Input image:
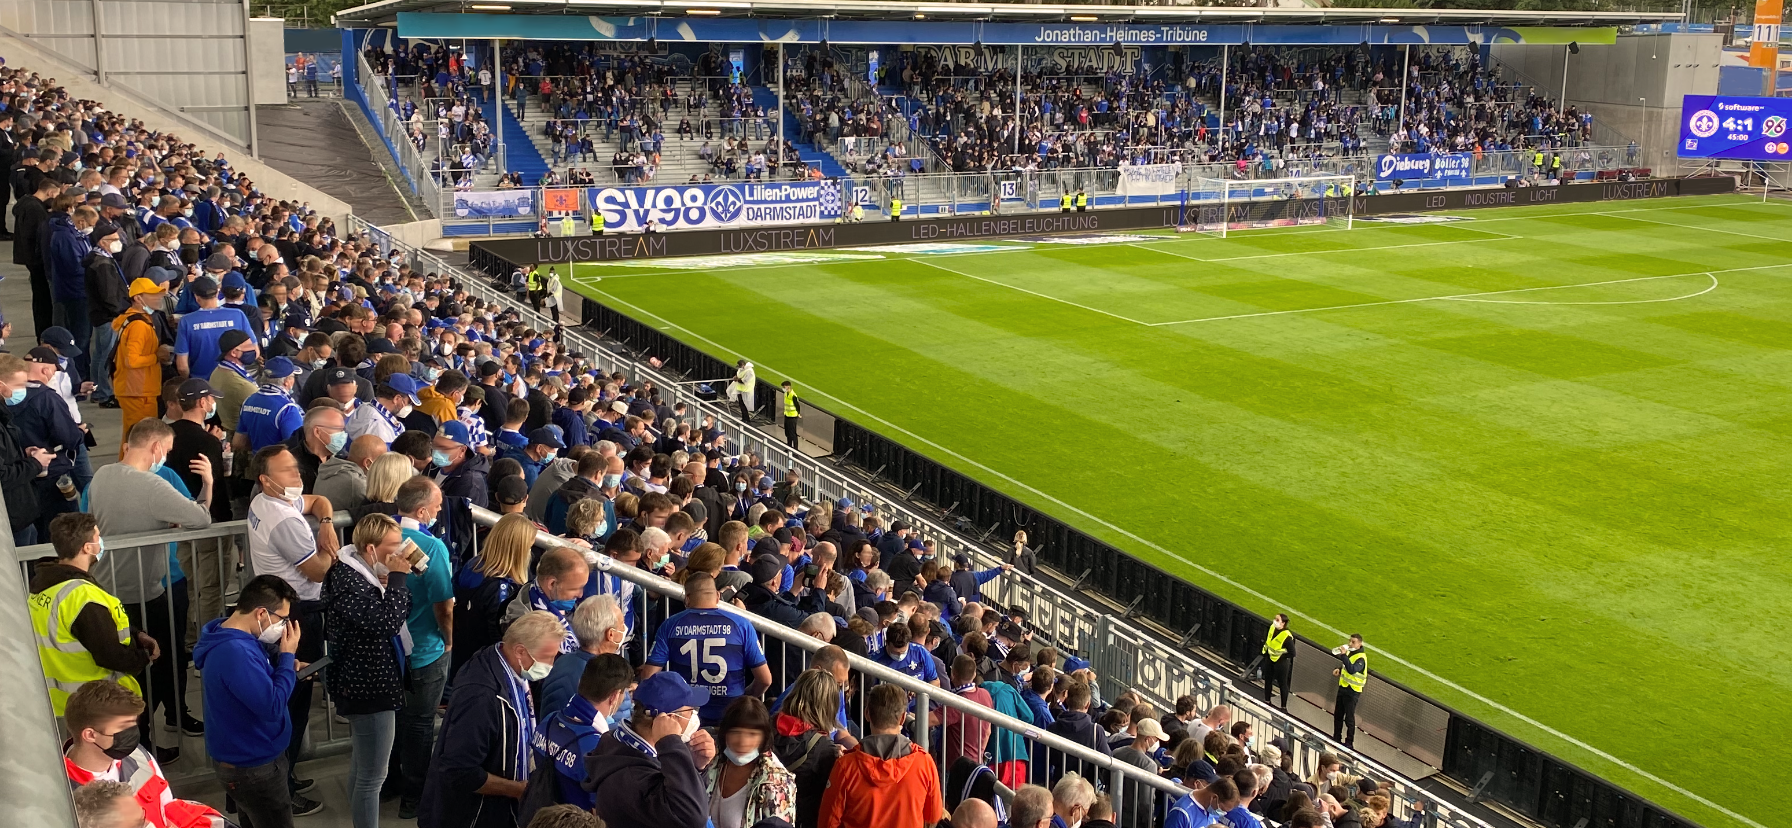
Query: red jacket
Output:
[[65, 747, 228, 828], [818, 733, 943, 828]]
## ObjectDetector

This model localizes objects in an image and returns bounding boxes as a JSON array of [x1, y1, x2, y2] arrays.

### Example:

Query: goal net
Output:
[[1180, 175, 1356, 238]]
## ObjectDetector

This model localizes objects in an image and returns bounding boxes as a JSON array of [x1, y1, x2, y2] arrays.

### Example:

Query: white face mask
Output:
[[257, 614, 286, 645], [680, 710, 702, 742], [106, 240, 123, 254], [282, 485, 304, 501], [724, 748, 759, 766], [520, 650, 553, 682], [396, 404, 414, 418]]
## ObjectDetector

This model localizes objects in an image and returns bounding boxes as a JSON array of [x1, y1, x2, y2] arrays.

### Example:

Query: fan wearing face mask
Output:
[[80, 219, 128, 407], [191, 574, 304, 828], [697, 696, 798, 828], [587, 670, 720, 828], [62, 678, 230, 828], [416, 610, 568, 828], [346, 372, 422, 444], [525, 651, 635, 822]]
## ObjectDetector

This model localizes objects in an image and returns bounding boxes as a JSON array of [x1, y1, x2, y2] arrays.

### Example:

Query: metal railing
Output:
[[357, 51, 444, 210], [352, 214, 1498, 828]]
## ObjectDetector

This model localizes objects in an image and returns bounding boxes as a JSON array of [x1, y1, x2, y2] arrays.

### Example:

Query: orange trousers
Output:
[[117, 396, 159, 457]]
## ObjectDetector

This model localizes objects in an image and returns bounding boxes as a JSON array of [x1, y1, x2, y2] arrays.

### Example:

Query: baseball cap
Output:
[[382, 373, 423, 405], [834, 497, 853, 510], [996, 621, 1025, 642], [128, 277, 166, 297], [634, 672, 710, 717], [203, 252, 234, 272], [221, 271, 248, 292], [177, 378, 216, 406], [1063, 656, 1092, 673], [1134, 718, 1168, 742], [439, 419, 472, 447], [493, 475, 529, 505], [749, 554, 785, 586], [88, 220, 119, 241], [527, 426, 566, 449], [24, 345, 61, 365], [283, 310, 312, 330], [190, 276, 220, 298], [325, 366, 356, 386], [99, 192, 128, 209], [39, 326, 81, 357], [953, 553, 972, 567], [263, 356, 297, 379], [367, 338, 397, 355], [478, 360, 501, 377], [907, 537, 926, 551], [610, 400, 629, 416]]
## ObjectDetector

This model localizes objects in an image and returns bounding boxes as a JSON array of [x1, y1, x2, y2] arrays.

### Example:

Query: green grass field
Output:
[[570, 194, 1792, 828]]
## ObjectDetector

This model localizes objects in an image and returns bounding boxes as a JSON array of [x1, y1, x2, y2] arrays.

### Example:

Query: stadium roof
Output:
[[334, 1, 1682, 28]]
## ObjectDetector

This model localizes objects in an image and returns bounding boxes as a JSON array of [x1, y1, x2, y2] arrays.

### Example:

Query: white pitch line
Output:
[[1146, 263, 1790, 326], [1596, 211, 1792, 245], [1463, 196, 1792, 224], [912, 258, 1155, 326], [583, 283, 1771, 828], [1130, 230, 1519, 264], [1439, 273, 1719, 305]]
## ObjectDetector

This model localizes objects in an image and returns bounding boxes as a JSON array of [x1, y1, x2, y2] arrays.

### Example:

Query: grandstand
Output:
[[0, 5, 1767, 828]]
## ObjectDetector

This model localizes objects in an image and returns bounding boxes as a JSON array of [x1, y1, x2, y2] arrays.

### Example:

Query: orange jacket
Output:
[[111, 309, 162, 399], [417, 385, 457, 425], [818, 735, 943, 828]]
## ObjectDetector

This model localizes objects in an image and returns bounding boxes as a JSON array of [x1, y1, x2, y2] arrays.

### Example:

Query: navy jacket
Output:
[[585, 725, 709, 828], [46, 213, 89, 301], [1039, 709, 1111, 788], [740, 581, 825, 628], [10, 384, 83, 478], [418, 643, 531, 828]]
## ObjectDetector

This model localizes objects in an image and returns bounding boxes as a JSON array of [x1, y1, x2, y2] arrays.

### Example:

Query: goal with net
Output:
[[1179, 175, 1356, 237]]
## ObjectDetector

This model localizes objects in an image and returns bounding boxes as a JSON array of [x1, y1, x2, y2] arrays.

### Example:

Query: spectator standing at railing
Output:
[[643, 572, 772, 723], [193, 574, 303, 828], [586, 670, 718, 828], [322, 512, 414, 828], [1038, 679, 1108, 788], [818, 683, 943, 828], [525, 651, 633, 821], [703, 697, 799, 828]]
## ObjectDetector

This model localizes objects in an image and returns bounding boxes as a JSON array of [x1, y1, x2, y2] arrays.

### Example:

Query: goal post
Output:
[[1180, 175, 1357, 238]]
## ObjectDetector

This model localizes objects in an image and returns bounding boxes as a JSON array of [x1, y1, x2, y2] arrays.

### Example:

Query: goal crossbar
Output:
[[1180, 175, 1356, 238]]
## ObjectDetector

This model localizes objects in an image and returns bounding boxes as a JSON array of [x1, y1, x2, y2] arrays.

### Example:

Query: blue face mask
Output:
[[3, 388, 25, 406], [601, 473, 621, 488], [735, 482, 748, 492], [607, 688, 634, 729], [547, 597, 577, 613], [148, 457, 165, 474], [327, 430, 348, 454], [432, 449, 456, 468]]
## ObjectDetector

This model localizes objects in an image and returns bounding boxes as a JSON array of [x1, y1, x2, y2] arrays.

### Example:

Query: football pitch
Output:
[[569, 194, 1791, 828]]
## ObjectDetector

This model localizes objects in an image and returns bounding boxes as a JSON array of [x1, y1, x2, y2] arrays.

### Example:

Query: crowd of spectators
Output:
[[5, 54, 1418, 828]]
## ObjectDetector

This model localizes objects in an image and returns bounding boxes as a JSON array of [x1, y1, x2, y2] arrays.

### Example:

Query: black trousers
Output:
[[1262, 657, 1292, 709], [27, 263, 52, 334], [1334, 687, 1361, 746], [217, 756, 294, 828], [783, 416, 800, 449], [284, 599, 326, 786], [122, 589, 191, 732]]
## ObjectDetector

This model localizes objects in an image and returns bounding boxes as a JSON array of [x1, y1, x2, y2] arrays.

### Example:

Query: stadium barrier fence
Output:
[[443, 176, 1744, 828], [359, 217, 1510, 828]]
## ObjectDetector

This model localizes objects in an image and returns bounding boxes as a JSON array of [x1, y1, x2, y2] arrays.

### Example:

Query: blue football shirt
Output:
[[647, 606, 767, 722]]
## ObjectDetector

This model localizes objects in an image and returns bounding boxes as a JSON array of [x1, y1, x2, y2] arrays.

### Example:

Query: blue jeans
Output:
[[389, 654, 449, 803], [346, 710, 395, 828], [88, 321, 117, 403]]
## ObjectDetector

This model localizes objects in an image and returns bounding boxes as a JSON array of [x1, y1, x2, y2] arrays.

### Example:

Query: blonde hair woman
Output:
[[675, 542, 725, 585], [364, 453, 415, 505], [451, 513, 538, 677]]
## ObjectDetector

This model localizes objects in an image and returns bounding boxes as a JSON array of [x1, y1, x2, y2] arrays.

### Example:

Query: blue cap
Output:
[[527, 426, 565, 449], [1063, 656, 1092, 673], [383, 373, 423, 405], [263, 356, 297, 379], [634, 672, 710, 717], [835, 497, 854, 510], [907, 537, 926, 551], [439, 419, 471, 446], [283, 310, 312, 330], [221, 271, 248, 291]]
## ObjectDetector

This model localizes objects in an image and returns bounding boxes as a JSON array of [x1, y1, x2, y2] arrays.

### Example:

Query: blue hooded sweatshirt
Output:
[[192, 617, 296, 766]]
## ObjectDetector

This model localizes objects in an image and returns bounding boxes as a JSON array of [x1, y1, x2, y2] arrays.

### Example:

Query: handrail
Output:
[[352, 214, 1496, 828], [469, 502, 1192, 817]]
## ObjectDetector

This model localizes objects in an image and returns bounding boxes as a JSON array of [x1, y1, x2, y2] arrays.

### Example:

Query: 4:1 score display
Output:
[[1724, 116, 1756, 141]]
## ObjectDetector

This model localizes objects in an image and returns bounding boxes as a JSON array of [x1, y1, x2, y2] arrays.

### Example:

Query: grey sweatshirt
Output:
[[88, 463, 213, 604]]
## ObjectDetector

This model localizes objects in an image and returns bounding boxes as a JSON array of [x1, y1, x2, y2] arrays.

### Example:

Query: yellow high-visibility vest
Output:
[[1060, 193, 1072, 209], [1264, 627, 1292, 663], [783, 389, 800, 418], [891, 198, 903, 215], [560, 216, 576, 235], [1339, 649, 1368, 692], [593, 212, 605, 231], [1075, 192, 1088, 208], [30, 579, 142, 715]]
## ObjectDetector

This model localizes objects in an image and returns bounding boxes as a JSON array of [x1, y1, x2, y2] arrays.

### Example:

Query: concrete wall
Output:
[[249, 17, 288, 106], [0, 25, 353, 221], [1492, 33, 1723, 174]]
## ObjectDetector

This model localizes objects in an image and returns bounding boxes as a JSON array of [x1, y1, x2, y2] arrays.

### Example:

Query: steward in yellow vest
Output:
[[560, 215, 576, 237], [890, 197, 903, 222], [1332, 634, 1368, 747], [29, 512, 151, 716], [1060, 192, 1072, 212], [591, 211, 605, 236], [1260, 613, 1294, 710], [780, 380, 802, 450], [1075, 189, 1089, 211]]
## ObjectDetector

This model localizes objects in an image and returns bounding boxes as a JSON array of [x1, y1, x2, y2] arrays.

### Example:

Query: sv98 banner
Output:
[[587, 180, 844, 232]]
